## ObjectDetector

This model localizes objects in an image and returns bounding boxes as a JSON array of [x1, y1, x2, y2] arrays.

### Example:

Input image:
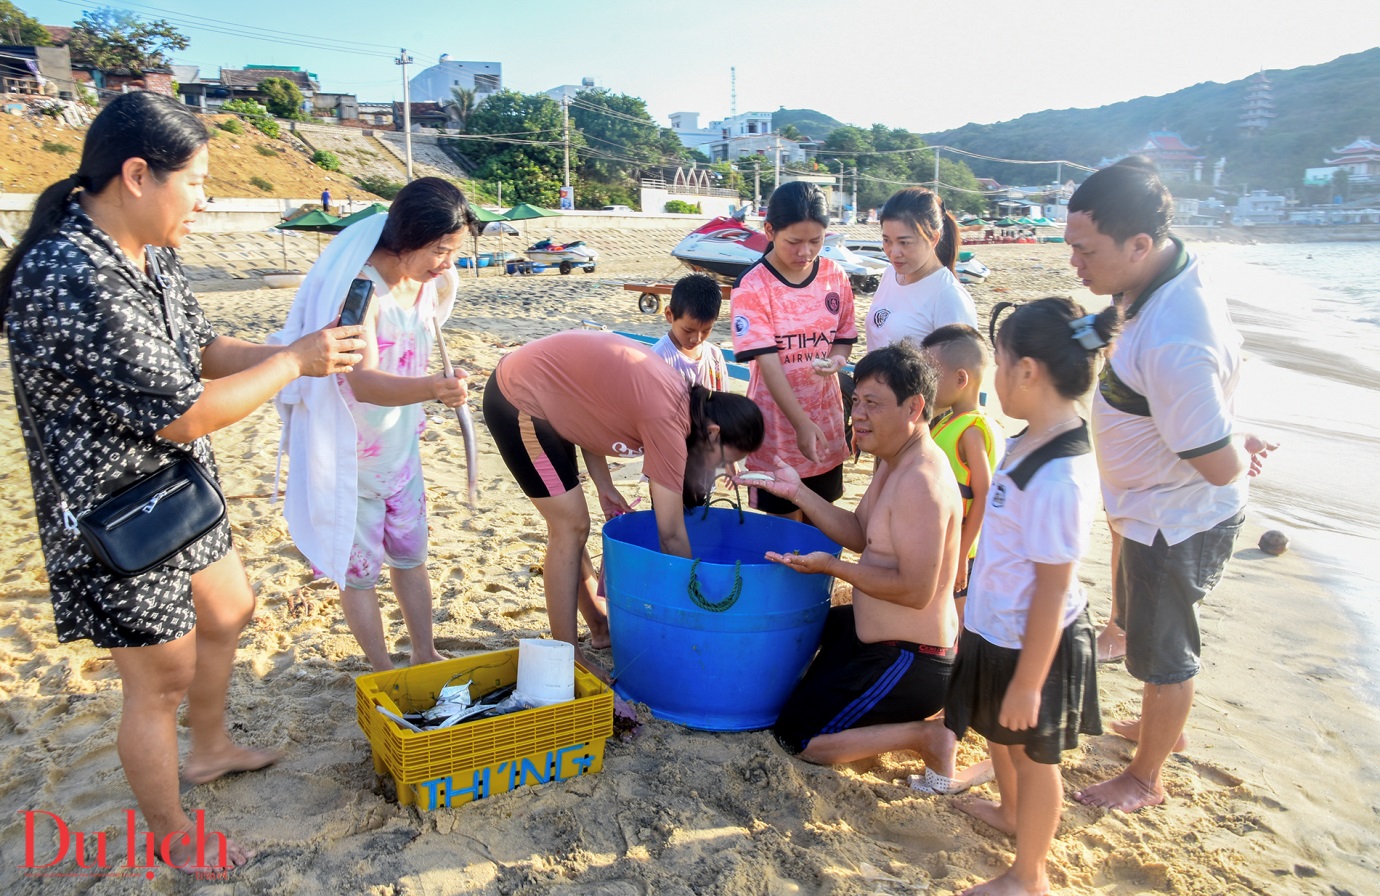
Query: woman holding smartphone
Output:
[[276, 177, 474, 671], [3, 92, 363, 871]]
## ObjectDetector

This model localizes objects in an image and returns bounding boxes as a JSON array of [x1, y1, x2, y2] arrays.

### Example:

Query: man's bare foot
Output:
[[955, 796, 1017, 836], [586, 631, 612, 650], [1110, 717, 1188, 752], [182, 744, 283, 786], [163, 831, 255, 873], [1097, 623, 1126, 663], [1072, 770, 1165, 811], [910, 718, 958, 775], [960, 869, 1050, 895]]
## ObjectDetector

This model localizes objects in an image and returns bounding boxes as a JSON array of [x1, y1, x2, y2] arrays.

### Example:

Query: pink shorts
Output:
[[345, 453, 428, 590]]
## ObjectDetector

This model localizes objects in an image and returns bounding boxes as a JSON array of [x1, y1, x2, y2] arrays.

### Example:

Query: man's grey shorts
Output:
[[1115, 512, 1244, 685]]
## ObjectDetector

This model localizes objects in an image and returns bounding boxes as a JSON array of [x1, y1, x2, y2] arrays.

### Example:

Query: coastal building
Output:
[[312, 92, 359, 122], [546, 78, 596, 104], [1323, 137, 1380, 184], [1232, 190, 1288, 225], [668, 110, 810, 163], [1238, 71, 1276, 136], [220, 66, 317, 112], [0, 44, 77, 98], [1135, 131, 1205, 182], [1100, 131, 1205, 182], [408, 56, 501, 104], [393, 101, 447, 130], [356, 102, 395, 128]]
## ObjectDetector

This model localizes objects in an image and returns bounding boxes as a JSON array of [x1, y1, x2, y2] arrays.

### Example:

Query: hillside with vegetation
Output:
[[772, 108, 846, 142], [921, 48, 1380, 193]]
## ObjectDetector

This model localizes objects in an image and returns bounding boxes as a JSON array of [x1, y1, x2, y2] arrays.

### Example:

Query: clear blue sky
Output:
[[24, 0, 1380, 134]]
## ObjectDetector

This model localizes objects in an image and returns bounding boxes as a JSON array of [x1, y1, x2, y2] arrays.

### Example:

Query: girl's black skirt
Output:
[[944, 606, 1102, 765]]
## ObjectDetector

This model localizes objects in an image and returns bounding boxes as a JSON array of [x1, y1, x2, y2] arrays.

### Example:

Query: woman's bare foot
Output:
[[409, 646, 450, 666], [1072, 770, 1165, 811], [960, 868, 1050, 895], [956, 795, 1017, 836], [1110, 717, 1188, 752], [182, 744, 283, 786]]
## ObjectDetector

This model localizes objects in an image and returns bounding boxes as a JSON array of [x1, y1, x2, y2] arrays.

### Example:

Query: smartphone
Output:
[[338, 277, 375, 327]]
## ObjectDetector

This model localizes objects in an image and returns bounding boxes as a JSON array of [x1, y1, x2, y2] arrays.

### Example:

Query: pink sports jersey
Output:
[[730, 257, 857, 478]]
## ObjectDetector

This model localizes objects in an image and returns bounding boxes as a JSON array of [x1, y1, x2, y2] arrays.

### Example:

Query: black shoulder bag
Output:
[[11, 247, 226, 577]]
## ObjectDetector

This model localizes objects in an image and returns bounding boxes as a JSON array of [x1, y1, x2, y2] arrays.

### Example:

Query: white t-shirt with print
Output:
[[1091, 252, 1246, 546], [965, 435, 1100, 650], [865, 265, 976, 350]]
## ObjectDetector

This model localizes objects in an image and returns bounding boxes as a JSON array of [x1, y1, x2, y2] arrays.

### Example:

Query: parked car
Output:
[[601, 205, 633, 213]]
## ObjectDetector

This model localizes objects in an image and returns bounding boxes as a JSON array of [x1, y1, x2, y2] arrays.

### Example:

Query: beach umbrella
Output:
[[332, 202, 390, 230], [503, 202, 562, 222], [275, 209, 342, 256]]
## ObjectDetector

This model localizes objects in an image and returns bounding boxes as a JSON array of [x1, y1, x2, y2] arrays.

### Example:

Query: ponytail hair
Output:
[[0, 92, 208, 318], [992, 296, 1122, 399], [683, 385, 764, 507], [878, 187, 960, 272]]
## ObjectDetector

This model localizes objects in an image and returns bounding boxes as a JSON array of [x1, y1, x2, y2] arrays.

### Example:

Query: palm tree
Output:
[[445, 86, 477, 132]]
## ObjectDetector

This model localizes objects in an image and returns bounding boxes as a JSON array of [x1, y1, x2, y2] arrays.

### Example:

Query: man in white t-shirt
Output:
[[1067, 157, 1277, 813]]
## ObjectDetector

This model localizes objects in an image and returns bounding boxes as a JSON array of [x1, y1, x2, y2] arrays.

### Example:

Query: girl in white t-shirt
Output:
[[943, 297, 1119, 896], [865, 188, 976, 350]]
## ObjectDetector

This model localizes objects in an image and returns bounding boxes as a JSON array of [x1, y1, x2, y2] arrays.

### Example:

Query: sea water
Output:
[[1198, 241, 1380, 635]]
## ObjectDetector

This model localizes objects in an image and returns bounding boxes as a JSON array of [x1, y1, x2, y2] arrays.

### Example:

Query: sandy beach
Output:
[[1, 238, 1377, 894]]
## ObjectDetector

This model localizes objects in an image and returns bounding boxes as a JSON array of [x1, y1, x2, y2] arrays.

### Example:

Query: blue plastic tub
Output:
[[602, 508, 840, 731]]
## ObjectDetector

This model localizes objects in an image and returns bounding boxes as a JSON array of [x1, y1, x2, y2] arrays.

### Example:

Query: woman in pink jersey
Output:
[[730, 181, 858, 520]]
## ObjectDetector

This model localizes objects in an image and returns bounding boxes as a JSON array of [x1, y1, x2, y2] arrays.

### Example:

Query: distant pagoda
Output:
[[1238, 71, 1276, 136]]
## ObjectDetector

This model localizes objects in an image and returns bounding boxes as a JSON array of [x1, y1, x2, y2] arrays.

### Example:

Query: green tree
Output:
[[257, 77, 306, 120], [0, 1, 51, 45], [1331, 167, 1350, 202], [465, 90, 572, 206], [68, 7, 188, 75], [444, 86, 477, 132], [779, 124, 805, 142], [569, 88, 688, 183]]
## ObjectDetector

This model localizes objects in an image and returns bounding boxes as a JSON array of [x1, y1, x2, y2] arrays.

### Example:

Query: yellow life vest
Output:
[[930, 409, 1001, 556]]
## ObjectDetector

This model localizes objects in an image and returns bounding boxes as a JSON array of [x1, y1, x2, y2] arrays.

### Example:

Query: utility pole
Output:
[[562, 96, 571, 201], [396, 48, 414, 182], [836, 160, 846, 221], [933, 147, 940, 190], [774, 137, 781, 195], [753, 161, 761, 212]]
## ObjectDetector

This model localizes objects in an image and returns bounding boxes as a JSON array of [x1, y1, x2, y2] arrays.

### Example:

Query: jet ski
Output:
[[671, 217, 881, 292], [526, 237, 599, 274], [840, 238, 990, 284], [669, 216, 769, 284]]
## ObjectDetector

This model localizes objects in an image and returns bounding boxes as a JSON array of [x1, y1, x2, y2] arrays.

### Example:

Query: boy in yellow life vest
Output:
[[921, 324, 1003, 622]]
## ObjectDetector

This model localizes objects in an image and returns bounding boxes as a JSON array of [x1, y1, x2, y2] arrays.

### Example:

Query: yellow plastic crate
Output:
[[355, 647, 613, 810]]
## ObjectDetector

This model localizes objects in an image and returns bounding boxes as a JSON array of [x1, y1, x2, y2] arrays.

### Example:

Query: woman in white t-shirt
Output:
[[942, 296, 1119, 896], [864, 188, 976, 350]]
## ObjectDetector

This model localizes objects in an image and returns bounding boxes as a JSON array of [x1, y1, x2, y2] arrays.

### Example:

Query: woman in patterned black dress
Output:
[[1, 92, 365, 872]]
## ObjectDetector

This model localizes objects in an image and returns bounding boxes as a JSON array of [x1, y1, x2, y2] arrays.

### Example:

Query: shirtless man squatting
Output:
[[746, 342, 989, 791]]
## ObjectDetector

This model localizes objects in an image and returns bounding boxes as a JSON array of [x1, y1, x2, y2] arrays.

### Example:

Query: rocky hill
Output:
[[0, 101, 471, 200]]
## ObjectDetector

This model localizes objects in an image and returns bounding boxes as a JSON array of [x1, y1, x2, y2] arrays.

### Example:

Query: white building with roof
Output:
[[408, 55, 501, 103], [668, 110, 808, 163]]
